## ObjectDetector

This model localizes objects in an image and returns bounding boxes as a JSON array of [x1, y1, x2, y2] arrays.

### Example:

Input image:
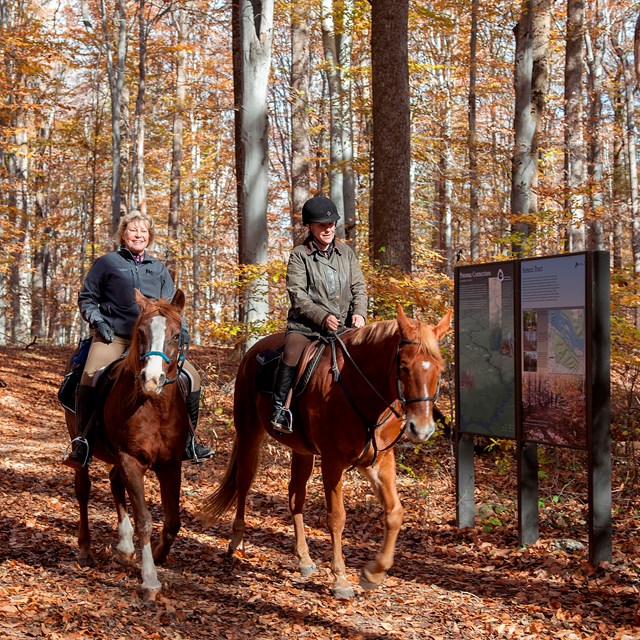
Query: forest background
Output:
[[1, 0, 640, 450]]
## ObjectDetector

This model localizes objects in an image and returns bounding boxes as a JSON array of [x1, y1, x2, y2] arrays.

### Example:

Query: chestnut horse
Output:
[[200, 305, 451, 599], [64, 289, 190, 600]]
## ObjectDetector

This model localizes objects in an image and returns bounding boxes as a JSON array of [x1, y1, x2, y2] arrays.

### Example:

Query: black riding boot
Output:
[[271, 360, 296, 434], [62, 384, 97, 470], [183, 390, 214, 461]]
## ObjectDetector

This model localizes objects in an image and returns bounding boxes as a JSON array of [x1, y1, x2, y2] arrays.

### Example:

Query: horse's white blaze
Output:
[[421, 360, 431, 370], [116, 514, 135, 555], [141, 316, 167, 393], [140, 542, 161, 591]]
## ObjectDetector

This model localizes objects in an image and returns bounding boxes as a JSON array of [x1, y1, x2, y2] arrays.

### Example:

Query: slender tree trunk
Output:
[[612, 79, 626, 270], [531, 0, 549, 239], [370, 0, 411, 273], [234, 0, 274, 347], [131, 0, 148, 215], [511, 2, 535, 257], [168, 4, 190, 275], [468, 0, 479, 260], [32, 110, 52, 341], [320, 0, 356, 240], [612, 32, 640, 277], [564, 0, 585, 252], [100, 0, 128, 231], [585, 1, 605, 250], [290, 0, 311, 245]]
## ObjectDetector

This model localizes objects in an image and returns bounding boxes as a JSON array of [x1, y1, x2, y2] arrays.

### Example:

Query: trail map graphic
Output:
[[457, 264, 516, 439], [547, 309, 585, 375]]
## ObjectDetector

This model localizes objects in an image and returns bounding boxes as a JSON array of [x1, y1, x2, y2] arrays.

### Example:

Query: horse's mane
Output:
[[346, 317, 444, 366], [123, 297, 182, 373]]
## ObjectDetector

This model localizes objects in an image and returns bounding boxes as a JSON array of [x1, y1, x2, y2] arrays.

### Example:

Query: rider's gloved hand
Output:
[[93, 320, 114, 343], [180, 328, 191, 345]]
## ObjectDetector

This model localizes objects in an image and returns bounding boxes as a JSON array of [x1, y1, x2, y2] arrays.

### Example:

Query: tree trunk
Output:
[[531, 0, 549, 240], [234, 0, 274, 347], [290, 0, 311, 245], [612, 78, 626, 271], [32, 110, 52, 341], [370, 0, 411, 273], [100, 0, 128, 232], [564, 0, 585, 252], [612, 32, 640, 277], [468, 0, 479, 261], [585, 1, 605, 250], [131, 0, 148, 215], [320, 0, 356, 241], [511, 2, 535, 257], [168, 4, 190, 275]]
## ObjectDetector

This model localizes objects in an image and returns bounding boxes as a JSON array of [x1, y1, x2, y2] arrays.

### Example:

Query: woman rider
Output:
[[62, 210, 213, 469], [271, 195, 367, 433]]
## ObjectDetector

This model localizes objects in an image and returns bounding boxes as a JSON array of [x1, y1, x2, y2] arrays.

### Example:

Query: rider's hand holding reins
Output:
[[323, 314, 341, 332], [93, 320, 114, 343]]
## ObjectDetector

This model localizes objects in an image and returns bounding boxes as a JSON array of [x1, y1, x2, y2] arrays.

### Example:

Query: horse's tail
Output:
[[198, 437, 241, 525]]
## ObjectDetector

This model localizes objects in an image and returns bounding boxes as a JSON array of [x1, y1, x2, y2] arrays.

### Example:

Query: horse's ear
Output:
[[172, 289, 185, 312], [433, 309, 453, 341], [135, 288, 149, 311], [396, 303, 411, 333]]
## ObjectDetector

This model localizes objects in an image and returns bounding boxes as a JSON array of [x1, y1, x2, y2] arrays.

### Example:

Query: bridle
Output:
[[330, 332, 442, 469], [396, 338, 442, 407], [139, 329, 188, 385]]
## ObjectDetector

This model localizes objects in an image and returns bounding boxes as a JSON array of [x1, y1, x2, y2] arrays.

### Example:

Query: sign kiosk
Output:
[[454, 251, 611, 565]]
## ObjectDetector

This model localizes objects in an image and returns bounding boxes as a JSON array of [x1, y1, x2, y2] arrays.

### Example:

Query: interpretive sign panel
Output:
[[455, 261, 516, 439], [520, 255, 586, 448], [454, 251, 611, 564]]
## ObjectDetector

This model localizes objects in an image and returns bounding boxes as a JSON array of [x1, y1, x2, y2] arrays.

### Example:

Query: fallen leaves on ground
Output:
[[0, 345, 638, 639]]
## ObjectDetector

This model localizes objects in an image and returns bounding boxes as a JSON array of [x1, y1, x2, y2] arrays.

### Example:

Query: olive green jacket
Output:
[[286, 236, 367, 338]]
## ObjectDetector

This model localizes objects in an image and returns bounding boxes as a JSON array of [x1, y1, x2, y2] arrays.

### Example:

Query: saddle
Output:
[[58, 340, 192, 414], [255, 339, 327, 397], [57, 337, 92, 412]]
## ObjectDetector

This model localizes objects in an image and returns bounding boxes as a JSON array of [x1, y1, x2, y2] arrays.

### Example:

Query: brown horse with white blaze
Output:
[[64, 289, 190, 601], [200, 305, 451, 599]]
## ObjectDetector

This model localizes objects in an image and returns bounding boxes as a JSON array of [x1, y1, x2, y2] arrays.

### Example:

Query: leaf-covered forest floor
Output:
[[0, 345, 638, 640]]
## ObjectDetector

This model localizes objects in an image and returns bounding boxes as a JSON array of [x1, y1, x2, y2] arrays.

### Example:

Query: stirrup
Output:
[[61, 436, 91, 468], [184, 435, 214, 464], [271, 407, 293, 434]]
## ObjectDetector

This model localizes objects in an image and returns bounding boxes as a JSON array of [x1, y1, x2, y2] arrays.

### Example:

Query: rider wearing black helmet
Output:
[[271, 195, 368, 433]]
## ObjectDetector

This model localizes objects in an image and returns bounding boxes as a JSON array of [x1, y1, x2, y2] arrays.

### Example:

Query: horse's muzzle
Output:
[[140, 371, 166, 395], [406, 418, 436, 443]]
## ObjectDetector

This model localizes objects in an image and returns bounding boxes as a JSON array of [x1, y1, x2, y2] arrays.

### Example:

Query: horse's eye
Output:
[[399, 363, 410, 375], [173, 333, 181, 342]]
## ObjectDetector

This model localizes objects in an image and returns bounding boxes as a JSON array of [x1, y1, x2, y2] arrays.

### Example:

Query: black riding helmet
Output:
[[302, 196, 340, 225]]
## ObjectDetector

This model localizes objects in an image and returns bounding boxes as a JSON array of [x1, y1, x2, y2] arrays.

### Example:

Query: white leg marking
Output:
[[117, 514, 135, 555], [140, 542, 161, 591]]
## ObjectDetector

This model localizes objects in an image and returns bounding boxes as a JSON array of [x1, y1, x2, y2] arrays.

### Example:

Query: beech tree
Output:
[[320, 0, 356, 240], [233, 0, 274, 342], [564, 0, 586, 252], [290, 0, 311, 243]]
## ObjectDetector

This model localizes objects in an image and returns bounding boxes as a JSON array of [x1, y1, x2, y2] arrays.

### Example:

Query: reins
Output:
[[328, 332, 441, 470]]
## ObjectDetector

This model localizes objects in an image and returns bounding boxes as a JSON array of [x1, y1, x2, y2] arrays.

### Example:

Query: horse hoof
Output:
[[359, 567, 386, 591], [299, 562, 317, 578], [332, 585, 355, 600], [142, 587, 161, 603], [115, 549, 135, 566], [78, 552, 96, 567]]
